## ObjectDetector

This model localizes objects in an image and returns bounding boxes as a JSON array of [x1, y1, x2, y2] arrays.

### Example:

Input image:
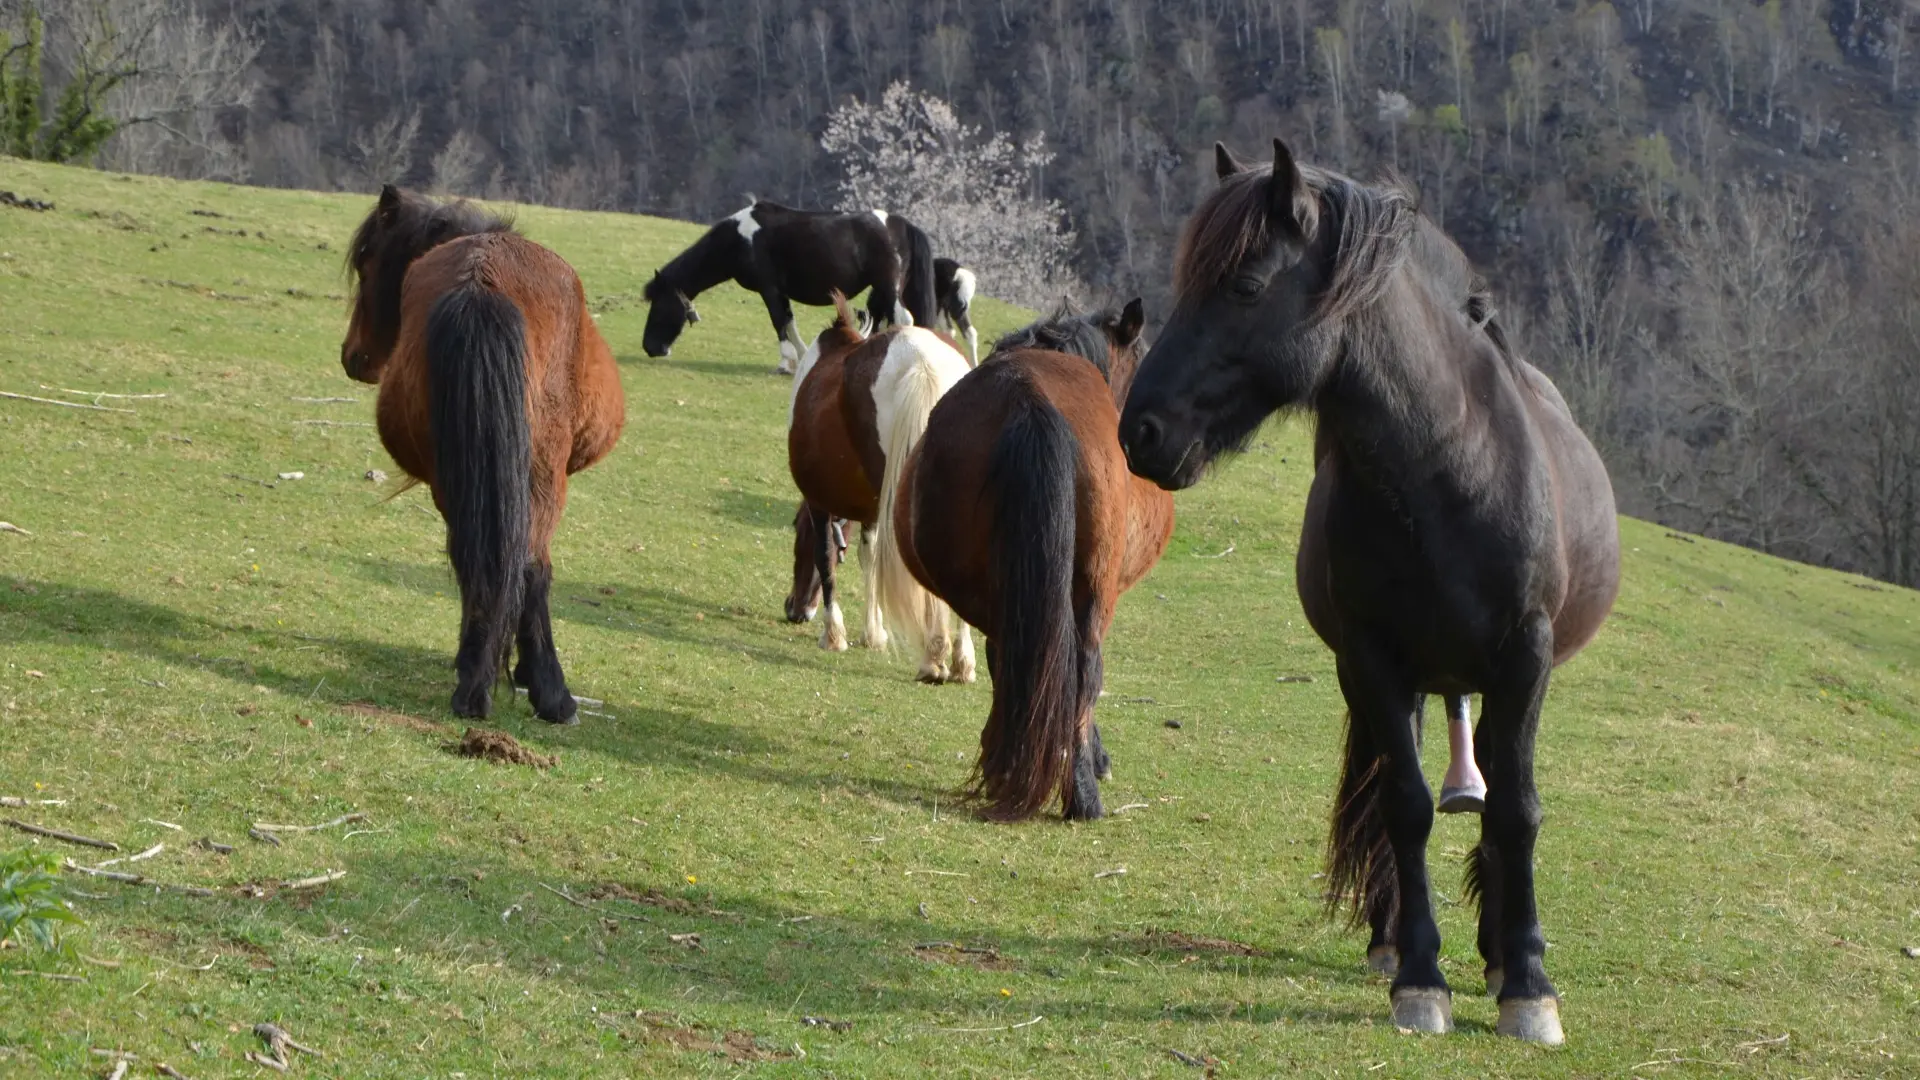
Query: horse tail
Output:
[[427, 284, 532, 684], [972, 390, 1081, 820], [872, 331, 967, 652], [900, 220, 938, 329], [1326, 710, 1397, 931]]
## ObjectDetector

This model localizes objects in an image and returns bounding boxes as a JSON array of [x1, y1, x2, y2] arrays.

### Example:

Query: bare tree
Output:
[[430, 128, 487, 195], [98, 1, 259, 180], [352, 104, 421, 186]]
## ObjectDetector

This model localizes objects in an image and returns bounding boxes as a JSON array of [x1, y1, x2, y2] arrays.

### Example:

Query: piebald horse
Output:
[[643, 202, 937, 373], [1120, 140, 1620, 1044], [785, 296, 976, 682], [341, 185, 625, 724], [896, 301, 1175, 821]]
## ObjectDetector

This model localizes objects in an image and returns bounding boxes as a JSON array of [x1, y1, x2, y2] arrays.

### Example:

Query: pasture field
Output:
[[0, 159, 1917, 1078]]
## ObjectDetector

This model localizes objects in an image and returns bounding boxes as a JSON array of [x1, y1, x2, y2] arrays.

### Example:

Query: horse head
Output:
[[343, 184, 510, 383], [642, 273, 698, 358]]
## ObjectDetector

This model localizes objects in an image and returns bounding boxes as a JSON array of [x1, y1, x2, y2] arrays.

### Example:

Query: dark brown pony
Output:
[[785, 295, 975, 681], [341, 185, 625, 724], [1120, 141, 1620, 1044], [895, 301, 1174, 821]]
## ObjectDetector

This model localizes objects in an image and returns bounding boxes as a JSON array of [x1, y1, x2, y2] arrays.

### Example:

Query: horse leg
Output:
[[1439, 694, 1487, 813], [1336, 646, 1449, 1033], [762, 289, 802, 374], [947, 617, 976, 684], [858, 523, 888, 650], [1478, 614, 1563, 1044], [512, 559, 578, 724], [1063, 605, 1106, 821], [870, 279, 911, 328], [812, 504, 848, 652]]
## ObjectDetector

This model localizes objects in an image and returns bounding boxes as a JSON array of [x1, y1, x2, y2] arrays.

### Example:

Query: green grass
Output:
[[0, 159, 1916, 1078]]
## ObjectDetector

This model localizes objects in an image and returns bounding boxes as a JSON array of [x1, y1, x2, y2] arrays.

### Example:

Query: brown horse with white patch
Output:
[[785, 295, 975, 682], [341, 185, 624, 724], [894, 301, 1175, 821]]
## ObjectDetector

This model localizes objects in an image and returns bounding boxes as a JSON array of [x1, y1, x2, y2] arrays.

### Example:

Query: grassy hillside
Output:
[[0, 161, 1916, 1078]]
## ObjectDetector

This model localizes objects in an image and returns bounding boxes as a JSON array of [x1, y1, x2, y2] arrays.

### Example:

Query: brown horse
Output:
[[341, 185, 624, 724], [1120, 141, 1620, 1043], [785, 296, 975, 682], [894, 301, 1174, 821]]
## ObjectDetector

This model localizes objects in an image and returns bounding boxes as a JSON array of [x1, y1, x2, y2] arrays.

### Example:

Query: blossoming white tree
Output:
[[821, 81, 1081, 310]]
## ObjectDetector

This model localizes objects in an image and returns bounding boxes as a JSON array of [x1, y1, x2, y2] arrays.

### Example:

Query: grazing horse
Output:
[[895, 301, 1174, 821], [933, 257, 980, 366], [643, 201, 937, 373], [785, 295, 975, 682], [341, 185, 625, 724], [1119, 141, 1620, 1044]]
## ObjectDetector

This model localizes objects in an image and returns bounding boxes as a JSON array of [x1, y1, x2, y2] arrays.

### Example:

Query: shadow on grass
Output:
[[79, 839, 1385, 1041], [712, 487, 796, 530]]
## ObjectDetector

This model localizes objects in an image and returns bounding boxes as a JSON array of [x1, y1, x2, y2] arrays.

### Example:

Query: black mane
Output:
[[992, 304, 1117, 383], [347, 186, 512, 346]]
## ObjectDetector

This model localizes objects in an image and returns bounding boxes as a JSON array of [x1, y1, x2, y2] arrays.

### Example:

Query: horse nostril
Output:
[[1133, 414, 1165, 452]]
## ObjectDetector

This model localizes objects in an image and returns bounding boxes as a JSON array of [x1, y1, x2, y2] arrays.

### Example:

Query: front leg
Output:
[[811, 503, 847, 651], [1477, 613, 1563, 1044], [761, 289, 802, 374], [1336, 645, 1449, 1033]]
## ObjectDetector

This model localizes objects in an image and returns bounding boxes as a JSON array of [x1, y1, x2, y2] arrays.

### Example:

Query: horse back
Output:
[[789, 341, 878, 524]]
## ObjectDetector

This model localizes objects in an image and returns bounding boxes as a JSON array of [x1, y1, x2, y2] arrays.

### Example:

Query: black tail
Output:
[[899, 219, 938, 328], [974, 391, 1080, 820], [1326, 711, 1397, 931], [427, 284, 531, 709]]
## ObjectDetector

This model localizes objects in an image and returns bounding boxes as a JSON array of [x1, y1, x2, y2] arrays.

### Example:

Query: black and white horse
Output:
[[933, 257, 980, 366], [644, 201, 937, 373]]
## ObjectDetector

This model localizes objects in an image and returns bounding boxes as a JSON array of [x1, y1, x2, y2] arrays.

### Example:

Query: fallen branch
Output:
[[0, 969, 86, 982], [140, 819, 183, 831], [0, 390, 135, 413], [247, 828, 281, 846], [156, 1063, 194, 1080], [1094, 866, 1128, 879], [933, 1016, 1043, 1034], [1112, 803, 1150, 814], [242, 1052, 286, 1072], [107, 1060, 129, 1080], [292, 419, 373, 428], [41, 386, 168, 400], [283, 870, 346, 890], [0, 796, 64, 807], [90, 843, 164, 868], [254, 1022, 320, 1060], [1168, 1048, 1213, 1068], [250, 813, 366, 835], [5, 818, 119, 850], [903, 869, 967, 878], [288, 396, 358, 404], [1193, 543, 1235, 558], [61, 859, 216, 897], [195, 838, 234, 855], [0, 523, 28, 536]]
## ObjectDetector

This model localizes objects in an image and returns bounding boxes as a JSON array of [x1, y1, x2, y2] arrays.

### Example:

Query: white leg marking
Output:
[[948, 622, 977, 684], [776, 338, 799, 375], [820, 600, 848, 652], [965, 325, 979, 367], [861, 526, 889, 649], [894, 302, 914, 328]]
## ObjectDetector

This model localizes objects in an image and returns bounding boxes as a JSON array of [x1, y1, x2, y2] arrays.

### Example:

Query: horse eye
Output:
[[1230, 274, 1265, 299]]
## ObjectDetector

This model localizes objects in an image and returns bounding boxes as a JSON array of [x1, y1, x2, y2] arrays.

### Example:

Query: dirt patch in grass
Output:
[[342, 701, 449, 735], [633, 1013, 793, 1063], [910, 941, 1015, 970], [1138, 930, 1266, 957], [448, 728, 555, 769]]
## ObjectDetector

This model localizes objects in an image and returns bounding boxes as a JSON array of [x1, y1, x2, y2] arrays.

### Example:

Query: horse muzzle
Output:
[[1120, 411, 1206, 491]]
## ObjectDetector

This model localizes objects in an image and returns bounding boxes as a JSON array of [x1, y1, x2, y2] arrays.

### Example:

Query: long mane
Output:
[[991, 304, 1117, 383], [647, 214, 751, 301], [1174, 163, 1419, 325], [346, 189, 512, 345]]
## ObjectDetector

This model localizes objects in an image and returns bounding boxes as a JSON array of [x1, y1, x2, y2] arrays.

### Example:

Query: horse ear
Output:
[[1268, 138, 1314, 235], [1114, 298, 1146, 348], [1214, 142, 1245, 181], [378, 184, 401, 216]]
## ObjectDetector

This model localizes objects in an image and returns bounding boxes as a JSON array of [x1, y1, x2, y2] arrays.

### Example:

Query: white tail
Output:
[[869, 328, 970, 677]]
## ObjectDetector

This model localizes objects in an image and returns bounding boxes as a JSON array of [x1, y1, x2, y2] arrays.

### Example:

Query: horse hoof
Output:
[[1390, 987, 1453, 1034], [450, 689, 491, 719], [1437, 784, 1486, 814], [947, 664, 976, 684], [537, 696, 579, 725], [1097, 763, 1113, 782], [1366, 946, 1399, 977], [1496, 997, 1564, 1045], [861, 631, 889, 650], [1484, 967, 1503, 997], [917, 663, 948, 684]]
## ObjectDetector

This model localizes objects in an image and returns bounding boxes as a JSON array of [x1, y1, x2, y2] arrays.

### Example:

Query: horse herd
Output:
[[337, 138, 1620, 1047]]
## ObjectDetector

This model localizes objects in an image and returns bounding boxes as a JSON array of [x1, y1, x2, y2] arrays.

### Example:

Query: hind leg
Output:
[[1439, 695, 1487, 813], [813, 504, 848, 651], [947, 618, 976, 684], [449, 615, 499, 719], [1062, 627, 1106, 821], [512, 561, 578, 724], [917, 601, 952, 684], [858, 524, 888, 649]]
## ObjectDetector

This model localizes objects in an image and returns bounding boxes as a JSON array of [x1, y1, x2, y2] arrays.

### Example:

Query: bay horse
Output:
[[341, 184, 625, 724], [643, 201, 937, 373], [1119, 141, 1620, 1044], [933, 256, 980, 366], [895, 300, 1174, 821], [785, 295, 975, 682]]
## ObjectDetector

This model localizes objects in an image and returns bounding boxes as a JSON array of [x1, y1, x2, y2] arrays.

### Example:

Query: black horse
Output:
[[932, 256, 980, 366], [1119, 140, 1620, 1045], [643, 201, 937, 373]]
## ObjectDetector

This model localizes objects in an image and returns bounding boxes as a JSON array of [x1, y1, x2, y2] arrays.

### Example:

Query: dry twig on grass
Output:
[[247, 828, 281, 846], [195, 838, 234, 855], [242, 1052, 286, 1072], [61, 859, 216, 897], [0, 797, 65, 807], [91, 844, 164, 868], [4, 818, 118, 850], [156, 1063, 194, 1079], [0, 522, 29, 536], [106, 1060, 130, 1080], [250, 813, 366, 835], [139, 819, 183, 831], [932, 1016, 1044, 1034], [283, 870, 346, 890], [254, 1022, 320, 1059], [41, 386, 168, 400], [0, 390, 135, 413], [0, 969, 86, 982], [292, 419, 373, 428]]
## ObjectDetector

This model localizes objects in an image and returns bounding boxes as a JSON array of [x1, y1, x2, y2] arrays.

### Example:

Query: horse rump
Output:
[[971, 394, 1082, 820], [427, 284, 532, 716]]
